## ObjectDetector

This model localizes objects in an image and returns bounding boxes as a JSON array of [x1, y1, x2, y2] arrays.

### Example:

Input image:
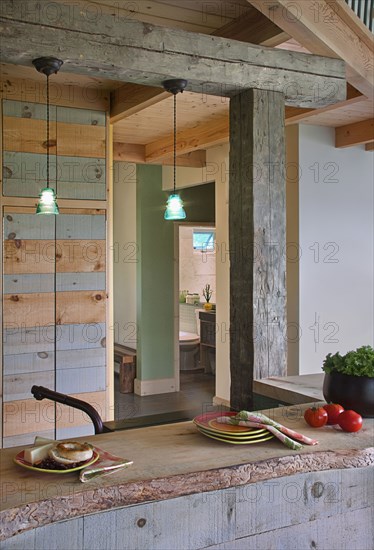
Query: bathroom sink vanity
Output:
[[199, 310, 216, 374]]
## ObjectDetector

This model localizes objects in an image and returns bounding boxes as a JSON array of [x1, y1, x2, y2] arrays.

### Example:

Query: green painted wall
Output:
[[137, 166, 215, 381], [178, 182, 215, 223]]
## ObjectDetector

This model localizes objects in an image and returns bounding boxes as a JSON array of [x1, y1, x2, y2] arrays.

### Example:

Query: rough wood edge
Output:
[[1, 447, 373, 541]]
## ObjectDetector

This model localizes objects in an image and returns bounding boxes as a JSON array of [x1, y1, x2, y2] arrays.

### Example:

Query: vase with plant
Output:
[[202, 284, 213, 311], [322, 345, 374, 417]]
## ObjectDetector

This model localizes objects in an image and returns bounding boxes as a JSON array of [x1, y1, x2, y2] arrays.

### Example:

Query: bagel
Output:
[[49, 441, 93, 465]]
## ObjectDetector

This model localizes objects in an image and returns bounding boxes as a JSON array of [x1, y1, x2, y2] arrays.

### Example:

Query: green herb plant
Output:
[[322, 345, 374, 378], [202, 284, 213, 303]]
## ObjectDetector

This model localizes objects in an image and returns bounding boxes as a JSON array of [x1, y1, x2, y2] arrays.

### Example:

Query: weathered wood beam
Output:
[[335, 119, 374, 148], [212, 4, 289, 47], [0, 1, 345, 108], [365, 142, 374, 151], [113, 143, 206, 168], [110, 84, 169, 124], [145, 117, 229, 162], [248, 0, 374, 99], [230, 89, 287, 410]]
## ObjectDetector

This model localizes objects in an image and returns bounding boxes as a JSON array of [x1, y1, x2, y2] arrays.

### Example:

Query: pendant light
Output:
[[163, 79, 187, 221], [32, 57, 63, 214]]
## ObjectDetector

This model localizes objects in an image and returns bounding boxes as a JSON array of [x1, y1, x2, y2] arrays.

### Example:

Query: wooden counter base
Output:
[[1, 404, 373, 547]]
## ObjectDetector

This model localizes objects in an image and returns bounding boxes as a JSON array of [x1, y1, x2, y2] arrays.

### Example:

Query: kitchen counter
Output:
[[1, 404, 373, 548]]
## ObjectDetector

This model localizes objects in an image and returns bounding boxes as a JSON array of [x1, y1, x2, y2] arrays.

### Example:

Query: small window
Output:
[[193, 230, 215, 252]]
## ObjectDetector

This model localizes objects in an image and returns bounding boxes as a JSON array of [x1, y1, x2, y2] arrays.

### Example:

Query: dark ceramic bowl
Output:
[[323, 372, 374, 418]]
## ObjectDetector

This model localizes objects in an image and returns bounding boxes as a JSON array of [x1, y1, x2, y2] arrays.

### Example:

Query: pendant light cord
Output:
[[173, 92, 177, 194], [46, 73, 50, 189]]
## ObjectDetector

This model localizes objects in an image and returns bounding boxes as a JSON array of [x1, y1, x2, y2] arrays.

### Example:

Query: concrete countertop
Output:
[[1, 403, 373, 541]]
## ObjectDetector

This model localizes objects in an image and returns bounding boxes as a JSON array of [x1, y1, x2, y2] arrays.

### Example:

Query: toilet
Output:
[[179, 331, 200, 371]]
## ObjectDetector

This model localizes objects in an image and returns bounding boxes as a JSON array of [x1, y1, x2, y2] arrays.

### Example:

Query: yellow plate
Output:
[[197, 426, 273, 441], [193, 411, 266, 436], [197, 428, 274, 445], [14, 449, 99, 474]]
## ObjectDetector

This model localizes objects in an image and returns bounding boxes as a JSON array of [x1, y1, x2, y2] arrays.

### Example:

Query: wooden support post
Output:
[[229, 89, 287, 411]]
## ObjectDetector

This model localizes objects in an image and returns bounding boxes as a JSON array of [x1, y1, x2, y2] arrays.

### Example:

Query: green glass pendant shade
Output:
[[164, 193, 186, 220], [36, 187, 59, 215]]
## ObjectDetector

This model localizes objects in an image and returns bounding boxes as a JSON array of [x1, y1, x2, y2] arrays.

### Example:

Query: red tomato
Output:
[[304, 407, 328, 428], [323, 403, 344, 425], [338, 410, 363, 432]]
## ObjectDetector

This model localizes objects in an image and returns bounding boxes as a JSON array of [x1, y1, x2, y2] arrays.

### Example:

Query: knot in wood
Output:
[[137, 518, 147, 528], [95, 294, 102, 301], [42, 139, 57, 149], [10, 295, 19, 302], [311, 481, 324, 499], [8, 232, 16, 240], [37, 352, 49, 359]]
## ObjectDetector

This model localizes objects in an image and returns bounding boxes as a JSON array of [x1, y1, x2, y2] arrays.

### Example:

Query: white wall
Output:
[[179, 226, 216, 298], [113, 162, 138, 349], [298, 125, 374, 374]]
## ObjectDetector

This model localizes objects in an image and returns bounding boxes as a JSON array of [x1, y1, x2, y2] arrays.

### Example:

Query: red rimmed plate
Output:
[[14, 449, 99, 474]]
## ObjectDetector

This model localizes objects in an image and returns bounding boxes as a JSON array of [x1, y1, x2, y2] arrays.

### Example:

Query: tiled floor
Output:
[[113, 369, 289, 423], [114, 370, 216, 421]]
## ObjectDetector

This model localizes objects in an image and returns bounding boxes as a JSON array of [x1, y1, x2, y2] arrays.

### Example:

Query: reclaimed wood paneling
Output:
[[3, 117, 105, 158], [56, 272, 106, 291], [2, 96, 108, 446], [3, 292, 55, 328], [56, 240, 106, 273], [56, 366, 106, 394], [56, 291, 106, 325], [229, 89, 287, 410], [56, 214, 106, 239], [56, 390, 107, 431], [3, 116, 57, 155], [3, 370, 55, 402], [4, 213, 54, 239], [3, 398, 55, 437], [3, 273, 54, 293], [55, 323, 106, 351], [56, 348, 106, 369], [3, 351, 54, 375], [2, 467, 372, 549], [3, 390, 106, 439], [3, 151, 106, 200], [0, 74, 110, 110], [3, 240, 55, 275], [2, 429, 56, 449], [3, 326, 56, 356]]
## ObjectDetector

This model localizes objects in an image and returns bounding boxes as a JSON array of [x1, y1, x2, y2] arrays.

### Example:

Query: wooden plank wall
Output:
[[1, 91, 109, 447]]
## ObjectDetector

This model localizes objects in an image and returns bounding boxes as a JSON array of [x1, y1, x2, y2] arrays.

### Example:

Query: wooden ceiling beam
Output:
[[285, 85, 365, 125], [212, 5, 289, 47], [113, 142, 206, 167], [110, 84, 169, 124], [145, 117, 229, 161], [335, 119, 374, 148], [0, 1, 345, 108], [247, 0, 374, 99], [146, 105, 315, 160]]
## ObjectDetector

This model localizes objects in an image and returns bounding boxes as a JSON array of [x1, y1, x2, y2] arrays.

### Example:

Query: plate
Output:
[[197, 425, 274, 442], [193, 411, 265, 436], [197, 428, 274, 445], [14, 449, 99, 474]]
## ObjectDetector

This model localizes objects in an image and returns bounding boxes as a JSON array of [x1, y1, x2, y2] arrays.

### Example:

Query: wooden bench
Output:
[[114, 344, 137, 394]]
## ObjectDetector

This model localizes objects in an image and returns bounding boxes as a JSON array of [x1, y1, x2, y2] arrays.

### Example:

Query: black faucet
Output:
[[31, 385, 111, 434]]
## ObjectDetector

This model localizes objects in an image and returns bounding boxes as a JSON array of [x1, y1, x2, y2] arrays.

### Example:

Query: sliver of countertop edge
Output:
[[1, 446, 373, 541]]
